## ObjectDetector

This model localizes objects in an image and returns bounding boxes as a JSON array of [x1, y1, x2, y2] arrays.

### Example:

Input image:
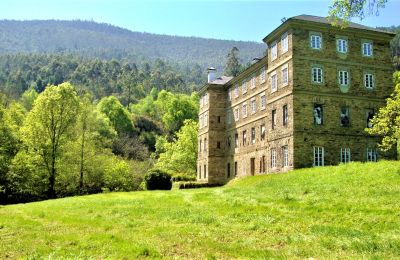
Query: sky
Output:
[[1, 0, 399, 42]]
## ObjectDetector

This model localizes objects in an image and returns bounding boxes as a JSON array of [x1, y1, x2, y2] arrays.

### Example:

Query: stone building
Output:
[[197, 15, 396, 184]]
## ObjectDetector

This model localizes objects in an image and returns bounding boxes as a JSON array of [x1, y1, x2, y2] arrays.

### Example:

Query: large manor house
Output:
[[197, 15, 396, 184]]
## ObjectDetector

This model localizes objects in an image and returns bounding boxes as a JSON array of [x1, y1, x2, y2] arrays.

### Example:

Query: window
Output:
[[234, 107, 240, 122], [260, 124, 265, 140], [228, 88, 232, 101], [366, 109, 375, 128], [235, 133, 239, 148], [272, 109, 277, 129], [283, 104, 288, 126], [217, 141, 221, 149], [234, 161, 238, 176], [204, 112, 208, 127], [310, 34, 322, 49], [271, 72, 277, 92], [282, 66, 289, 86], [314, 104, 323, 125], [260, 67, 266, 83], [260, 155, 266, 173], [242, 80, 247, 94], [367, 148, 377, 162], [227, 163, 231, 178], [199, 115, 203, 128], [339, 70, 349, 86], [312, 67, 323, 83], [271, 148, 277, 168], [340, 148, 351, 163], [242, 130, 247, 146], [313, 146, 324, 166], [242, 102, 248, 118], [203, 165, 207, 179], [204, 138, 207, 151], [198, 166, 201, 179], [260, 94, 266, 110], [251, 99, 256, 114], [251, 74, 256, 89], [199, 139, 202, 152], [204, 93, 208, 105], [281, 33, 288, 53], [227, 136, 231, 148], [251, 127, 256, 144], [234, 84, 239, 98], [337, 39, 348, 53], [271, 41, 277, 61], [227, 110, 232, 125], [340, 107, 350, 127], [364, 73, 374, 89], [200, 96, 204, 108], [217, 116, 221, 123], [282, 145, 289, 167], [362, 42, 373, 57]]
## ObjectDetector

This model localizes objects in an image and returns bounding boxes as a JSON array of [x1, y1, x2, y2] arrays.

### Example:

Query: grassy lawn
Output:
[[1, 161, 400, 258]]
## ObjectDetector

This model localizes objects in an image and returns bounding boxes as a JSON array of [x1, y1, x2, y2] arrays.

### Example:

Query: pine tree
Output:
[[224, 47, 241, 77]]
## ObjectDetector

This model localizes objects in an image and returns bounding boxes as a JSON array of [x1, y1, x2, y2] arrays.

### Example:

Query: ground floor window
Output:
[[234, 161, 238, 176], [227, 163, 231, 177], [203, 165, 207, 179], [282, 145, 289, 167], [271, 148, 277, 168], [367, 148, 377, 162], [313, 146, 324, 166], [259, 155, 265, 173], [198, 166, 201, 179], [340, 148, 351, 163]]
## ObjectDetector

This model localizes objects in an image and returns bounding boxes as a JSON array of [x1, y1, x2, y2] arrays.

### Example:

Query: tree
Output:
[[366, 72, 400, 153], [21, 82, 80, 198], [155, 119, 198, 177], [329, 0, 388, 26], [224, 47, 241, 77]]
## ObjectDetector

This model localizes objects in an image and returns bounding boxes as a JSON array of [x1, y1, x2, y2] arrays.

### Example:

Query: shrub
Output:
[[173, 181, 223, 190], [171, 173, 196, 182], [144, 169, 172, 190]]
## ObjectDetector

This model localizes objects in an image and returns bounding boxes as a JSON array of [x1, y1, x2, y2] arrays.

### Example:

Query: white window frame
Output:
[[251, 98, 256, 114], [362, 42, 373, 57], [260, 94, 266, 110], [260, 67, 266, 83], [281, 32, 288, 54], [271, 41, 277, 61], [310, 34, 322, 50], [364, 73, 374, 89], [260, 124, 265, 140], [251, 127, 256, 144], [367, 148, 377, 162], [234, 107, 240, 122], [340, 148, 351, 163], [312, 67, 323, 83], [339, 70, 349, 86], [234, 84, 239, 98], [337, 38, 348, 53], [242, 102, 248, 118], [271, 148, 277, 168], [242, 80, 247, 94], [250, 74, 256, 89], [281, 64, 289, 87], [313, 146, 324, 166], [283, 145, 289, 167], [271, 71, 277, 93]]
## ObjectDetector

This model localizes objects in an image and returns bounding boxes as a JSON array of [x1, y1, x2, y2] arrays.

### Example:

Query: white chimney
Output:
[[207, 67, 216, 83]]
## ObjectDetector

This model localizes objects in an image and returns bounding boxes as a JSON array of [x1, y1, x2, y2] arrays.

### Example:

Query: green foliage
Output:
[[155, 120, 198, 177], [329, 0, 388, 26], [224, 46, 242, 77], [366, 72, 400, 151], [173, 181, 222, 190], [1, 161, 400, 258], [103, 158, 133, 192], [20, 87, 38, 111], [143, 169, 172, 190]]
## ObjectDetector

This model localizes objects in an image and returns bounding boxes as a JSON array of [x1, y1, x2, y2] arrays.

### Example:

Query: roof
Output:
[[263, 14, 396, 43], [292, 15, 395, 35], [209, 76, 233, 85]]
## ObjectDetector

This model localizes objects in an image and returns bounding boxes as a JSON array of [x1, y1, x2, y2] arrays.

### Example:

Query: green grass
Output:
[[1, 161, 400, 258]]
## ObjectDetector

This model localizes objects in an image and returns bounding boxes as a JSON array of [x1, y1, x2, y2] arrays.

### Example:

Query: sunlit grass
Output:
[[1, 161, 400, 258]]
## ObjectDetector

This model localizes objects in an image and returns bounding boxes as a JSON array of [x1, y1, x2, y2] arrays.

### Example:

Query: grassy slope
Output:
[[1, 161, 400, 258]]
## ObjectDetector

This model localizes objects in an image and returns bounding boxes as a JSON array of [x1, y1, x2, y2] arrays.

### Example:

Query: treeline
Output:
[[0, 54, 205, 100], [0, 19, 265, 70], [378, 25, 400, 70], [0, 83, 199, 204]]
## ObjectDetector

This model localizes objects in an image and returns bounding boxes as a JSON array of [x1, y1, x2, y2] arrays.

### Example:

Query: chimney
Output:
[[207, 67, 216, 83], [252, 58, 261, 64]]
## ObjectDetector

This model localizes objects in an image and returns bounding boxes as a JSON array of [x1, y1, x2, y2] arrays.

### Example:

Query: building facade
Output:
[[197, 15, 396, 184]]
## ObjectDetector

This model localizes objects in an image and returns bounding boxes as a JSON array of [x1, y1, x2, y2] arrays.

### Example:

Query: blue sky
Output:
[[1, 0, 399, 42]]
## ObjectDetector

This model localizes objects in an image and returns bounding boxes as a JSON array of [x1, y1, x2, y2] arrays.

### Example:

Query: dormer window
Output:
[[310, 34, 322, 49]]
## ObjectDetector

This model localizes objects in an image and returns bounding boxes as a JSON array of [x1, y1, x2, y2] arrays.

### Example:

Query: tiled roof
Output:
[[209, 76, 233, 85]]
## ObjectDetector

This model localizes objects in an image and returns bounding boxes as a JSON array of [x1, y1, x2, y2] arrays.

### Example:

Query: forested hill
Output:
[[0, 20, 265, 69]]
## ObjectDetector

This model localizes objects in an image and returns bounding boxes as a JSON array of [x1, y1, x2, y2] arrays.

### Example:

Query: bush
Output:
[[171, 173, 196, 182], [173, 181, 223, 190], [144, 169, 172, 190]]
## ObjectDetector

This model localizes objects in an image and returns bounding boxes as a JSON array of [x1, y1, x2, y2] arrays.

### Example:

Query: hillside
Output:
[[1, 161, 399, 258], [0, 20, 265, 70]]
